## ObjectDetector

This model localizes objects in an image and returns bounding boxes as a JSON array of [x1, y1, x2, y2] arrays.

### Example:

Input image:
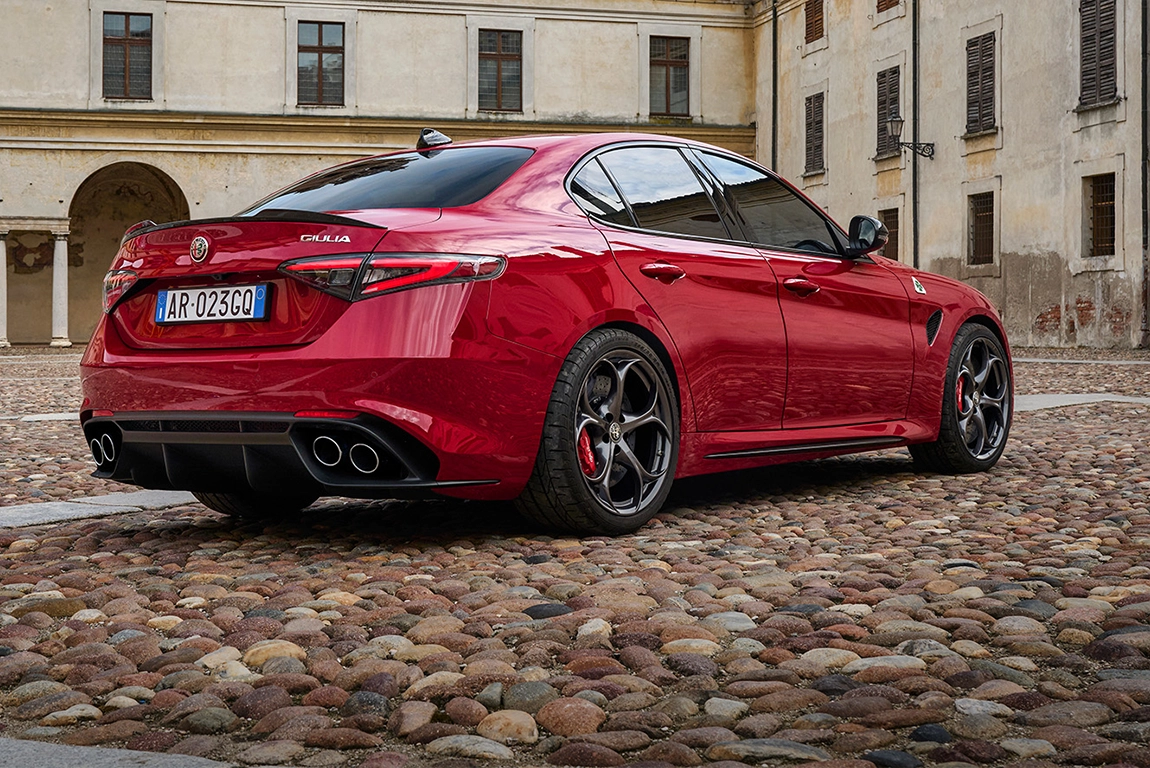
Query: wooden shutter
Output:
[[877, 0, 899, 12], [966, 33, 995, 134], [1081, 0, 1117, 106], [876, 67, 899, 157], [805, 0, 824, 44], [805, 92, 825, 173]]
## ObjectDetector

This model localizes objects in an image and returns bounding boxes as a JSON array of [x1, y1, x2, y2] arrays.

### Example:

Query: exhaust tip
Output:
[[349, 443, 381, 475], [312, 435, 343, 467], [99, 433, 116, 463], [90, 438, 105, 466]]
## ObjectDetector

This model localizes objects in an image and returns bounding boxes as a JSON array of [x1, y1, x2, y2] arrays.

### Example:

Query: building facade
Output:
[[1, 0, 1147, 347]]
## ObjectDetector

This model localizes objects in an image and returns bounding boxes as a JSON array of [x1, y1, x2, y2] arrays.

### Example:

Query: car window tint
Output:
[[569, 159, 633, 226], [240, 146, 534, 214], [597, 147, 728, 239], [697, 151, 838, 254]]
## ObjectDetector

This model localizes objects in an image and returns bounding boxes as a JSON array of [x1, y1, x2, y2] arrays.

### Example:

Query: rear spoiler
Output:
[[121, 209, 384, 246]]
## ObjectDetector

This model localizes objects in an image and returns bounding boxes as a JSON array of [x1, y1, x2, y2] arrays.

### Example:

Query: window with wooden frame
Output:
[[478, 30, 523, 112], [877, 0, 900, 13], [876, 66, 900, 158], [877, 208, 899, 261], [968, 192, 995, 265], [965, 32, 995, 134], [650, 36, 690, 116], [297, 22, 344, 105], [103, 12, 152, 99], [805, 0, 824, 44], [805, 92, 825, 174], [1080, 0, 1117, 107], [1086, 173, 1116, 257]]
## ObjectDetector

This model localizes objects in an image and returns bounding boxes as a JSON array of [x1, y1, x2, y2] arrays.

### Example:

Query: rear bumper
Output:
[[80, 294, 564, 500], [82, 411, 497, 498]]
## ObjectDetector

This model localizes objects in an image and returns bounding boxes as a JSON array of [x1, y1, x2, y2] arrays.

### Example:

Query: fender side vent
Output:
[[926, 310, 943, 346]]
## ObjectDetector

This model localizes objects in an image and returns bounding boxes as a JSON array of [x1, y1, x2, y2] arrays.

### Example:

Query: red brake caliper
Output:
[[577, 429, 597, 476], [956, 377, 965, 411]]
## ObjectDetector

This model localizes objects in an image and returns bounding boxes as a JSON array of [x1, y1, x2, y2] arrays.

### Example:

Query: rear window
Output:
[[240, 146, 534, 215]]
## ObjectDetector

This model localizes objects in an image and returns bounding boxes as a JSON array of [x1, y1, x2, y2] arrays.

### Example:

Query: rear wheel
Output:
[[517, 328, 679, 534], [910, 323, 1012, 473], [193, 491, 318, 520]]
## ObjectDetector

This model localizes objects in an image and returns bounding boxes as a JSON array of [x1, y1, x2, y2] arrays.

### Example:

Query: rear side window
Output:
[[697, 151, 839, 254], [597, 147, 729, 240], [570, 159, 633, 226], [240, 146, 534, 214]]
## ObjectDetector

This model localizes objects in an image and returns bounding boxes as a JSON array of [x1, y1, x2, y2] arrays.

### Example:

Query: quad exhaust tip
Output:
[[349, 443, 381, 474], [91, 433, 117, 466], [312, 435, 343, 467], [91, 438, 105, 466]]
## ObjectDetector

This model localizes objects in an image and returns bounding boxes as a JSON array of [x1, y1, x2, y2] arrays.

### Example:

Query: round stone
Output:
[[477, 710, 539, 744], [536, 697, 607, 736]]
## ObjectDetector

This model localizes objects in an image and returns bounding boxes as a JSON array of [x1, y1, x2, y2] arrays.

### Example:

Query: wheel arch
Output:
[[597, 319, 685, 423]]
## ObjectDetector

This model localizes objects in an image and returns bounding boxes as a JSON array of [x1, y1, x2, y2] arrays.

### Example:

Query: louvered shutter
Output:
[[805, 0, 824, 44], [805, 92, 824, 173], [876, 67, 899, 156], [966, 33, 995, 133], [1098, 0, 1117, 101]]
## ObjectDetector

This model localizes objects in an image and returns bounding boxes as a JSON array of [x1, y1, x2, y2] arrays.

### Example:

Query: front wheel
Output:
[[517, 328, 679, 534], [910, 323, 1012, 473]]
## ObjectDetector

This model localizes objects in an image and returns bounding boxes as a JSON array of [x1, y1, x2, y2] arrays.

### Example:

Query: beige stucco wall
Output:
[[763, 0, 1145, 347]]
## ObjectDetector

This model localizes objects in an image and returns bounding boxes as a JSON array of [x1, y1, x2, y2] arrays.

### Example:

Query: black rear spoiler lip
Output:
[[122, 209, 385, 245]]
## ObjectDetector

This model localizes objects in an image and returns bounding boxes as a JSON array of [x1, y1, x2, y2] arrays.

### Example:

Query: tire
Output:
[[910, 323, 1013, 474], [517, 328, 679, 534], [193, 491, 318, 519]]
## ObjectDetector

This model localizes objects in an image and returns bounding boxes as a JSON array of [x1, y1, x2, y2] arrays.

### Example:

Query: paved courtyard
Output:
[[0, 346, 1149, 768]]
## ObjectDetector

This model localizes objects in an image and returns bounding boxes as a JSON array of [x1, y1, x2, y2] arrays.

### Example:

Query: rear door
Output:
[[575, 145, 787, 432], [694, 151, 914, 429]]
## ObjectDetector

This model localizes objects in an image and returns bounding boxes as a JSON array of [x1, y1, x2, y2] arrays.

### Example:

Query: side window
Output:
[[697, 152, 839, 254], [597, 147, 727, 240], [570, 160, 633, 227]]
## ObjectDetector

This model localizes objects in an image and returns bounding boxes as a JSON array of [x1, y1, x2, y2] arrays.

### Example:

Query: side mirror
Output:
[[846, 215, 889, 258]]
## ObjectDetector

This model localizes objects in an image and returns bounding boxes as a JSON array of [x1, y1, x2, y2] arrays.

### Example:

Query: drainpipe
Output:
[[912, 0, 920, 270], [772, 0, 779, 169], [1141, 0, 1149, 346]]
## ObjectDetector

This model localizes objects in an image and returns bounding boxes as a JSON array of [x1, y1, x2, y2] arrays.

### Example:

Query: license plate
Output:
[[155, 284, 270, 324]]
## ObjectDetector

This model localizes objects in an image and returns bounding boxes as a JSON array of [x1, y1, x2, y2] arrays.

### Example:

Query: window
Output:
[[597, 147, 727, 239], [697, 152, 838, 253], [103, 12, 151, 99], [966, 32, 995, 134], [805, 92, 825, 174], [1081, 0, 1117, 107], [1087, 173, 1116, 257], [805, 0, 824, 44], [297, 22, 344, 106], [241, 147, 533, 215], [968, 192, 995, 265], [479, 30, 522, 112], [876, 66, 900, 158], [650, 36, 690, 116], [877, 0, 900, 12], [877, 208, 899, 261], [570, 160, 633, 227]]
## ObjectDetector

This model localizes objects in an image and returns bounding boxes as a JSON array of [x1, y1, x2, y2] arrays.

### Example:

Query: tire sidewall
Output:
[[939, 325, 1013, 472]]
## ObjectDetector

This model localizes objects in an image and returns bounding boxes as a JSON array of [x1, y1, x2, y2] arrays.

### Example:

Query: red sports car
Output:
[[80, 130, 1012, 534]]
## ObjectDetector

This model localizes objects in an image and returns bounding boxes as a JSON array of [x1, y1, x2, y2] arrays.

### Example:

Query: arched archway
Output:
[[67, 163, 190, 342]]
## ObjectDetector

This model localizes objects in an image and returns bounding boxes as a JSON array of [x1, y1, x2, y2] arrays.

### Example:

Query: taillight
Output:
[[278, 253, 504, 301], [279, 255, 366, 301], [102, 270, 139, 313]]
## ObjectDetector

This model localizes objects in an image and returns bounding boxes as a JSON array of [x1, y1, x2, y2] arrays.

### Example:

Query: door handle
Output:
[[783, 277, 820, 297], [639, 262, 686, 284]]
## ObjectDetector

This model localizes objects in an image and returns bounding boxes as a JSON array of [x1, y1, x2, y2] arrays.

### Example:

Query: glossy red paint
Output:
[[80, 132, 1010, 516]]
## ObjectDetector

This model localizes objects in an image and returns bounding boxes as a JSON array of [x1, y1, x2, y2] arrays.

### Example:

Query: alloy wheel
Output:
[[574, 353, 673, 516], [954, 336, 1010, 461]]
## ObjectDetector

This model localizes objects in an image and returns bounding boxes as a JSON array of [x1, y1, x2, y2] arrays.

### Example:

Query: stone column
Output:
[[0, 230, 8, 347], [50, 231, 71, 348]]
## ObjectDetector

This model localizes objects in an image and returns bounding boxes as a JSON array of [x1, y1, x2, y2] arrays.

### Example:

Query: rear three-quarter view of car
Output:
[[80, 130, 1013, 534]]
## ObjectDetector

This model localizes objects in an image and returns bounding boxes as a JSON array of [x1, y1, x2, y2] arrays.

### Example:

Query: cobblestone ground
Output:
[[0, 346, 1149, 768]]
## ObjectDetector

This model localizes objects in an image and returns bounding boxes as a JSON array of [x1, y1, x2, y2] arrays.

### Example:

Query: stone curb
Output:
[[0, 490, 197, 528], [0, 737, 234, 768]]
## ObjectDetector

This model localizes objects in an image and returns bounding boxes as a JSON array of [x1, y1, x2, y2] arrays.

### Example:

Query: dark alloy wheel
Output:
[[910, 323, 1012, 473], [518, 328, 679, 534]]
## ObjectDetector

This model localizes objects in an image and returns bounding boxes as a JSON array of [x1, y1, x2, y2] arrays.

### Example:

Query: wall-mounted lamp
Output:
[[885, 115, 935, 159]]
